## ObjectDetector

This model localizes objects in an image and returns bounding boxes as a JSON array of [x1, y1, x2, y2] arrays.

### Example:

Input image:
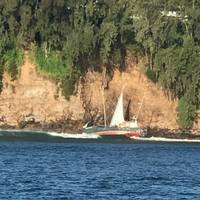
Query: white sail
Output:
[[110, 92, 124, 127]]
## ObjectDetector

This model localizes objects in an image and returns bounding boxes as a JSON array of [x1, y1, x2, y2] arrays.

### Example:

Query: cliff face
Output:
[[0, 53, 84, 128], [82, 60, 179, 130], [0, 53, 199, 130]]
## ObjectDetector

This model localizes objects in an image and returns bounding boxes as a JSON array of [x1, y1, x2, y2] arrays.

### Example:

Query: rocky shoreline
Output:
[[0, 119, 83, 134], [0, 120, 199, 140], [147, 128, 200, 139]]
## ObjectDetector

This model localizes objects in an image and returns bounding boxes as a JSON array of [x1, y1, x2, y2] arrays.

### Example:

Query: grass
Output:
[[4, 47, 24, 80], [34, 47, 69, 80], [32, 45, 81, 98]]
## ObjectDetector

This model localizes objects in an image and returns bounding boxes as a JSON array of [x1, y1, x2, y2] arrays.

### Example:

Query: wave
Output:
[[46, 132, 100, 139], [0, 129, 100, 141], [131, 136, 200, 143], [1, 129, 199, 143]]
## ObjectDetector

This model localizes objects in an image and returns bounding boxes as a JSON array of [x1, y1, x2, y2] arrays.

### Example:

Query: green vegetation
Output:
[[0, 0, 199, 128], [145, 69, 157, 83], [177, 96, 197, 129], [4, 46, 24, 80], [0, 37, 23, 89], [34, 47, 68, 79]]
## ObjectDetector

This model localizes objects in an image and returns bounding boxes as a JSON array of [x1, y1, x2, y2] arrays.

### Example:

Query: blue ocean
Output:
[[0, 130, 200, 199]]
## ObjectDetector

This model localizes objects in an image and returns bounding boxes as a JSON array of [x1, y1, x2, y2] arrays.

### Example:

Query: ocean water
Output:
[[0, 131, 200, 199]]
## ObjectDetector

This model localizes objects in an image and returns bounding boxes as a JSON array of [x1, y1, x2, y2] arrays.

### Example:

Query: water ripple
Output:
[[0, 141, 200, 199]]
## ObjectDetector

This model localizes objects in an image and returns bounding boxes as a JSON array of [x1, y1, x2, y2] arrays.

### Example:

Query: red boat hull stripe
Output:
[[95, 131, 141, 137]]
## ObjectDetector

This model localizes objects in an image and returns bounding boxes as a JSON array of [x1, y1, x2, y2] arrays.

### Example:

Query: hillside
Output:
[[0, 1, 199, 130], [0, 54, 198, 132], [0, 53, 84, 129]]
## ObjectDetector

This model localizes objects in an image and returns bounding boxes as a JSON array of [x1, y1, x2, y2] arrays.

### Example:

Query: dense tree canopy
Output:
[[0, 0, 199, 128]]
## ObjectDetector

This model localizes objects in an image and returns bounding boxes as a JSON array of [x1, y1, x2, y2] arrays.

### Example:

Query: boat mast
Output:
[[101, 88, 107, 127], [135, 92, 145, 121], [101, 67, 107, 127]]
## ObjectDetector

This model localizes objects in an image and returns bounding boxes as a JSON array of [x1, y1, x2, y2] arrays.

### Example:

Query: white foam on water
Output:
[[131, 136, 200, 143], [0, 129, 100, 139], [46, 132, 100, 139]]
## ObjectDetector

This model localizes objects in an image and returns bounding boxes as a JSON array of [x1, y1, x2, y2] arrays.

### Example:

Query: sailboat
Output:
[[82, 90, 147, 138]]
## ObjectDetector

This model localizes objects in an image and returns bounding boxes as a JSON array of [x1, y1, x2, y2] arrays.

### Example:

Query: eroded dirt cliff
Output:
[[0, 52, 84, 130], [82, 60, 179, 130], [0, 53, 199, 131]]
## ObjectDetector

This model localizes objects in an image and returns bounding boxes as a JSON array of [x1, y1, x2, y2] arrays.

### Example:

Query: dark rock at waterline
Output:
[[15, 114, 83, 133], [0, 119, 83, 134], [147, 127, 200, 139], [0, 124, 16, 130], [41, 119, 83, 133]]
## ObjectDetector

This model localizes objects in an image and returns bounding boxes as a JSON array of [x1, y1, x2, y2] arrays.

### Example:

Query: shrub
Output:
[[145, 68, 157, 83], [33, 46, 81, 98], [4, 47, 23, 80], [177, 96, 197, 129], [34, 47, 68, 79]]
